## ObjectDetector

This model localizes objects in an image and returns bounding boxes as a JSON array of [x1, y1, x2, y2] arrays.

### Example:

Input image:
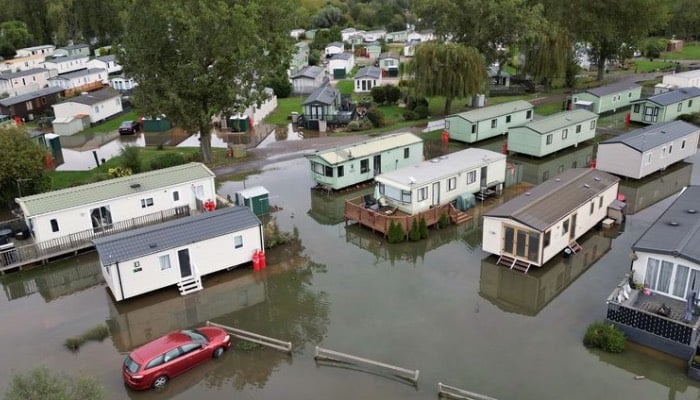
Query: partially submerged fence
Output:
[[314, 346, 420, 385], [205, 321, 292, 354], [438, 383, 498, 400]]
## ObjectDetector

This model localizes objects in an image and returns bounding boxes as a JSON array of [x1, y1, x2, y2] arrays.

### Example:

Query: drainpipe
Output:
[[115, 261, 124, 301]]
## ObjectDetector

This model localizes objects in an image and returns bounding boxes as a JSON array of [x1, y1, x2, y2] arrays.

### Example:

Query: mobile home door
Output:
[[432, 182, 440, 206], [178, 249, 192, 278]]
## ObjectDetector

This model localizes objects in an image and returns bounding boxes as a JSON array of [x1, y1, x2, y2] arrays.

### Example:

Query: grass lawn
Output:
[[629, 59, 675, 73], [265, 97, 304, 125], [47, 147, 241, 190], [534, 102, 563, 116], [79, 111, 139, 135], [335, 80, 354, 96], [661, 42, 700, 60]]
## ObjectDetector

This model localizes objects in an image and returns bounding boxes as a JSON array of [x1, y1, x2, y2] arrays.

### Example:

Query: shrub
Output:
[[370, 85, 386, 104], [120, 145, 142, 174], [347, 120, 372, 131], [438, 213, 449, 229], [387, 220, 405, 243], [81, 324, 109, 342], [64, 337, 85, 352], [384, 85, 401, 104], [406, 96, 428, 111], [409, 218, 421, 241], [264, 75, 292, 98], [107, 166, 132, 178], [150, 152, 187, 170], [403, 109, 418, 121], [236, 340, 263, 351], [419, 217, 429, 239], [4, 366, 104, 400], [414, 104, 429, 119], [366, 107, 386, 127], [583, 321, 626, 353]]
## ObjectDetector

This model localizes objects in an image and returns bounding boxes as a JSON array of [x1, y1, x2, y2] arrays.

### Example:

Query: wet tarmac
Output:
[[1, 137, 699, 399]]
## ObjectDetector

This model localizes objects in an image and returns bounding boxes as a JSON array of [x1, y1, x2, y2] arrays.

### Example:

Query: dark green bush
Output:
[[438, 213, 449, 228], [583, 322, 626, 353], [409, 218, 421, 241], [120, 146, 142, 173], [82, 324, 109, 342], [64, 337, 85, 352], [414, 104, 429, 119], [370, 86, 386, 104], [387, 221, 405, 243], [366, 107, 386, 127], [403, 109, 418, 121], [150, 152, 187, 170], [384, 85, 401, 104], [419, 217, 429, 239], [4, 367, 104, 400]]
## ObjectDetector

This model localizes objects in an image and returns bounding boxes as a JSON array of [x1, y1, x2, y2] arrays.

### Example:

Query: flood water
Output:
[[2, 137, 700, 399]]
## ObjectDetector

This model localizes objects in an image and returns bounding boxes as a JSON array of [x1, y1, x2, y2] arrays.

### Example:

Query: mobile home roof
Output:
[[518, 109, 597, 134], [16, 162, 215, 216], [375, 148, 505, 188], [600, 120, 699, 152], [448, 100, 533, 122], [306, 132, 422, 165]]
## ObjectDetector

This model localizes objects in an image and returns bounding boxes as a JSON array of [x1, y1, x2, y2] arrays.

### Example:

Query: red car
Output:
[[123, 327, 231, 390]]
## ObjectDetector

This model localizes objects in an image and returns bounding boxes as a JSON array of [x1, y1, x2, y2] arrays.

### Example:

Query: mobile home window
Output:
[[324, 165, 333, 177], [401, 190, 411, 203], [141, 198, 154, 208], [673, 265, 690, 298], [590, 120, 596, 130], [471, 125, 476, 133], [159, 255, 171, 270], [234, 235, 243, 249], [447, 177, 457, 191], [417, 187, 428, 201], [337, 166, 344, 177], [506, 115, 511, 123], [644, 258, 660, 289], [590, 202, 595, 215], [491, 119, 497, 128], [546, 134, 553, 145], [312, 162, 324, 174], [172, 191, 180, 201], [657, 261, 674, 293], [669, 144, 673, 154], [50, 219, 59, 232], [445, 120, 450, 129], [404, 148, 409, 159], [133, 261, 142, 273], [561, 129, 568, 140], [543, 231, 551, 247], [633, 104, 640, 113], [682, 140, 686, 149], [562, 220, 569, 235], [677, 103, 683, 112], [689, 100, 694, 107], [526, 110, 532, 119], [645, 152, 652, 165], [466, 170, 476, 184], [360, 159, 369, 173], [599, 196, 604, 209], [576, 124, 581, 133]]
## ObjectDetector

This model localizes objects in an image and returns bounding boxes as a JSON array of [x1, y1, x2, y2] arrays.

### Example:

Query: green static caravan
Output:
[[305, 132, 424, 191], [507, 109, 598, 158], [629, 87, 700, 125], [444, 100, 534, 143], [573, 81, 642, 114], [235, 186, 270, 217]]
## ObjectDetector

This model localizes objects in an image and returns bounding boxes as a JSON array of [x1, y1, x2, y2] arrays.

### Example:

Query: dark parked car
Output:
[[122, 327, 231, 390], [119, 120, 140, 135]]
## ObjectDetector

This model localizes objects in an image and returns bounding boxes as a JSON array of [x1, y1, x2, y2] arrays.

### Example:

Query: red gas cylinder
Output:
[[258, 250, 266, 269], [501, 141, 508, 154], [441, 130, 449, 143], [252, 250, 260, 271]]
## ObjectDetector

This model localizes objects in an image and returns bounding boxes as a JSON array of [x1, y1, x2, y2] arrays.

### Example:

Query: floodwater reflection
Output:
[[479, 229, 613, 316], [308, 186, 373, 226], [618, 161, 693, 215]]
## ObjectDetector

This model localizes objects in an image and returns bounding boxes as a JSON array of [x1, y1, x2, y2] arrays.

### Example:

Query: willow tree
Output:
[[520, 23, 572, 91], [120, 0, 294, 163], [407, 42, 487, 115]]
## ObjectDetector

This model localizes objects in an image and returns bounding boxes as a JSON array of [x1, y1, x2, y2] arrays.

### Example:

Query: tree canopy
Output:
[[120, 0, 295, 163], [0, 126, 50, 207], [407, 42, 488, 115]]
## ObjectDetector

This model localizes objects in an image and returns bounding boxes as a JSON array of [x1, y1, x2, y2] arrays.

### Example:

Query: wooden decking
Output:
[[344, 197, 472, 237], [0, 205, 191, 274]]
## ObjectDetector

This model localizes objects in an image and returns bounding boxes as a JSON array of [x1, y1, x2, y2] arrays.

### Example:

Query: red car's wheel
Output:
[[152, 375, 169, 389], [213, 347, 225, 359]]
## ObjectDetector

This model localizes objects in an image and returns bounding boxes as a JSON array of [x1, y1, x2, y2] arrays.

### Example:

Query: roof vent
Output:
[[688, 209, 697, 214], [583, 184, 591, 188], [525, 192, 531, 196], [555, 178, 561, 182], [130, 183, 141, 189], [593, 177, 601, 181], [669, 221, 680, 227], [149, 243, 157, 248]]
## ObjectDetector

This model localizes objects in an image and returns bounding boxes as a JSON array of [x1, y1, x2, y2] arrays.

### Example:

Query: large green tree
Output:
[[565, 0, 670, 80], [406, 42, 488, 115], [667, 0, 700, 40], [521, 22, 573, 91], [0, 126, 50, 207], [0, 21, 33, 58], [120, 0, 294, 163]]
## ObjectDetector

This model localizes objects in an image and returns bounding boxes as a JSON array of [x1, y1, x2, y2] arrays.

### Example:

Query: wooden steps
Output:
[[177, 276, 203, 296], [451, 211, 472, 225], [567, 240, 583, 254], [496, 254, 532, 274]]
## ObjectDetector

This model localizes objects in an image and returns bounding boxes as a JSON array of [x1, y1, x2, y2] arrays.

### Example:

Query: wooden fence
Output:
[[0, 205, 191, 273], [206, 321, 293, 353]]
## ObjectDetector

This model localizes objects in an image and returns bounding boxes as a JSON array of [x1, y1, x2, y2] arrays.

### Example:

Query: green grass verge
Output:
[[335, 80, 354, 96], [660, 42, 700, 60], [78, 111, 139, 135], [629, 59, 675, 73], [534, 102, 563, 116], [265, 97, 304, 125]]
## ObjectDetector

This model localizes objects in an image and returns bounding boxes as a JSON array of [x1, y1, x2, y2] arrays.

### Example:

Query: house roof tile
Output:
[[303, 84, 338, 106]]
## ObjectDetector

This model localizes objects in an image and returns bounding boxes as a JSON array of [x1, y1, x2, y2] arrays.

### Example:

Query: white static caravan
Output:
[[596, 120, 700, 180], [94, 206, 264, 301], [15, 163, 216, 243], [305, 132, 424, 191], [374, 148, 506, 215], [482, 168, 619, 271]]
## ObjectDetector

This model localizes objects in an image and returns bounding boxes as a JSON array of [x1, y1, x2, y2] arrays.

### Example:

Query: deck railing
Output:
[[0, 205, 191, 272], [344, 196, 456, 237]]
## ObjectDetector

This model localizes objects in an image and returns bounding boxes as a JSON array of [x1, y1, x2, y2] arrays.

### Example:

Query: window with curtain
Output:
[[644, 258, 660, 288], [673, 264, 689, 298], [657, 261, 673, 293], [689, 269, 700, 297]]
